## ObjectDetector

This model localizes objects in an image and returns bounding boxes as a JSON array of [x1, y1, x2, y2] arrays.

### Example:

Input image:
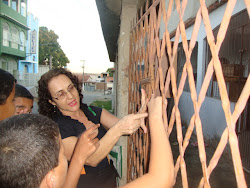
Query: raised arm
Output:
[[63, 124, 100, 188], [122, 96, 175, 188]]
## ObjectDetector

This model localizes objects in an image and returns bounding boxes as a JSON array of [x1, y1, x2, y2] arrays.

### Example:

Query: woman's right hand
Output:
[[114, 113, 148, 136], [73, 124, 100, 163]]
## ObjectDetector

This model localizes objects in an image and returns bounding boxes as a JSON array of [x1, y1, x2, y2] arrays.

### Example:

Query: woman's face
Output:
[[0, 85, 16, 121], [48, 74, 80, 115]]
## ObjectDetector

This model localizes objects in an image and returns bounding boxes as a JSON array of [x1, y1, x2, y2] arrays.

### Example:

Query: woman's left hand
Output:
[[114, 113, 148, 136]]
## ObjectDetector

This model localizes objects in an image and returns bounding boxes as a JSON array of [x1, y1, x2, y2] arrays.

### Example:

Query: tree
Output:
[[106, 68, 114, 77], [39, 27, 69, 68]]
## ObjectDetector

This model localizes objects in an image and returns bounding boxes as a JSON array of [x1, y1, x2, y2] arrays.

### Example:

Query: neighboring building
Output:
[[16, 12, 40, 87], [0, 0, 29, 74], [82, 72, 114, 92], [0, 0, 45, 89], [18, 12, 39, 74], [102, 71, 114, 83], [74, 72, 84, 83], [96, 77, 105, 82]]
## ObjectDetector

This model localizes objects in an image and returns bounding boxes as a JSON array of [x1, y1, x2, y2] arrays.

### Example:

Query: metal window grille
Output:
[[127, 0, 250, 187]]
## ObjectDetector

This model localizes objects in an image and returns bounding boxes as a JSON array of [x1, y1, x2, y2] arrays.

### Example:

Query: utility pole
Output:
[[80, 60, 85, 91], [49, 55, 53, 70]]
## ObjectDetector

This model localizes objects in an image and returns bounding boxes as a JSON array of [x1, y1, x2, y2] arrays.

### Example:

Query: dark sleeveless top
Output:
[[53, 103, 109, 172], [53, 103, 118, 188]]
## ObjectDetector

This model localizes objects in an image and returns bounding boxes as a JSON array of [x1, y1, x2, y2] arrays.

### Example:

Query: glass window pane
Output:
[[11, 0, 18, 11], [11, 27, 19, 49], [2, 23, 11, 47], [3, 0, 8, 6], [21, 0, 26, 16]]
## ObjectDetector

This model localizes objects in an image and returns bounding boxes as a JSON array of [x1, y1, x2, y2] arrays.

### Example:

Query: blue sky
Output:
[[28, 0, 114, 73]]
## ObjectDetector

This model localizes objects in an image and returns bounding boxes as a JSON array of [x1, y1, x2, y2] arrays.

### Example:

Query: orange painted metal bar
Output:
[[127, 0, 249, 186]]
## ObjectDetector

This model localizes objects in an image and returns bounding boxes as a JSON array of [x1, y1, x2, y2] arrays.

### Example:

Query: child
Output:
[[0, 68, 16, 121], [0, 114, 99, 188], [14, 84, 34, 114]]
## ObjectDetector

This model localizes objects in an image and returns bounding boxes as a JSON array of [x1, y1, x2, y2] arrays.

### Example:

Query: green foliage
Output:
[[90, 100, 112, 112], [39, 27, 70, 68], [106, 68, 114, 77]]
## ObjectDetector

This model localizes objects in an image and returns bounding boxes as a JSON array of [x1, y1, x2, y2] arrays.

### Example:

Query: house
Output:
[[0, 0, 44, 88], [17, 12, 40, 87], [82, 72, 114, 92], [0, 0, 29, 74], [95, 0, 249, 186], [18, 12, 39, 74]]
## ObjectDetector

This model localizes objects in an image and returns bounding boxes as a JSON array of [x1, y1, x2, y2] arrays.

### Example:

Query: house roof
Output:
[[95, 0, 225, 63], [95, 0, 147, 62], [95, 0, 121, 62]]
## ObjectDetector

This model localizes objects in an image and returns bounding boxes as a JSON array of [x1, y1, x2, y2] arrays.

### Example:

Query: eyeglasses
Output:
[[52, 83, 77, 100]]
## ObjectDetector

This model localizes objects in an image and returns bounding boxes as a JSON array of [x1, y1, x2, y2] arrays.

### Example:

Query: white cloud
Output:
[[28, 0, 113, 73]]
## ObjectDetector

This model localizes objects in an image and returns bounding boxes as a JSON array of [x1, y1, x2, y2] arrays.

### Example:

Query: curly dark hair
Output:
[[38, 68, 83, 119], [0, 69, 16, 105]]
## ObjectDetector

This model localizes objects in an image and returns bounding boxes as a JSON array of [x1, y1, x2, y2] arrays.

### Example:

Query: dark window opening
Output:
[[177, 41, 198, 92], [205, 10, 249, 102]]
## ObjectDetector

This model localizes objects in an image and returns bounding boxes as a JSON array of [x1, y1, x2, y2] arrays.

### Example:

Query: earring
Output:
[[54, 105, 56, 113]]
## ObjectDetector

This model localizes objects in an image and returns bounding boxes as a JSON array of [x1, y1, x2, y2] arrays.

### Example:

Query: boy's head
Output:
[[14, 84, 34, 114], [0, 114, 68, 188], [0, 69, 16, 120]]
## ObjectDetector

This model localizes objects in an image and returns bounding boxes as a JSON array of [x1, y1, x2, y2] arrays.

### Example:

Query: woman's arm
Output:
[[86, 113, 148, 166], [122, 97, 175, 188], [100, 109, 120, 130], [62, 136, 78, 161], [62, 113, 148, 166], [63, 124, 100, 188]]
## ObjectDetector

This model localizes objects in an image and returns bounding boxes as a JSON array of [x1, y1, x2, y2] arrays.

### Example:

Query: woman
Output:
[[0, 69, 16, 121], [38, 68, 148, 188]]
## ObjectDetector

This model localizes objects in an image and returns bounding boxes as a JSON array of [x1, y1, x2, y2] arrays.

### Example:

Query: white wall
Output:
[[179, 92, 235, 139], [160, 0, 216, 37], [172, 0, 246, 139]]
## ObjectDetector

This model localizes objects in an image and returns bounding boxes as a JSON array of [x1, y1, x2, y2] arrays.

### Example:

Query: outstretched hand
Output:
[[115, 113, 148, 136], [74, 124, 100, 163], [138, 89, 149, 133]]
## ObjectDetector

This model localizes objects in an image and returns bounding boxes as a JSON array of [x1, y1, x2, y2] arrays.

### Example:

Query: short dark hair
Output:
[[38, 68, 83, 119], [0, 114, 60, 188], [15, 84, 34, 100], [0, 69, 16, 105]]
